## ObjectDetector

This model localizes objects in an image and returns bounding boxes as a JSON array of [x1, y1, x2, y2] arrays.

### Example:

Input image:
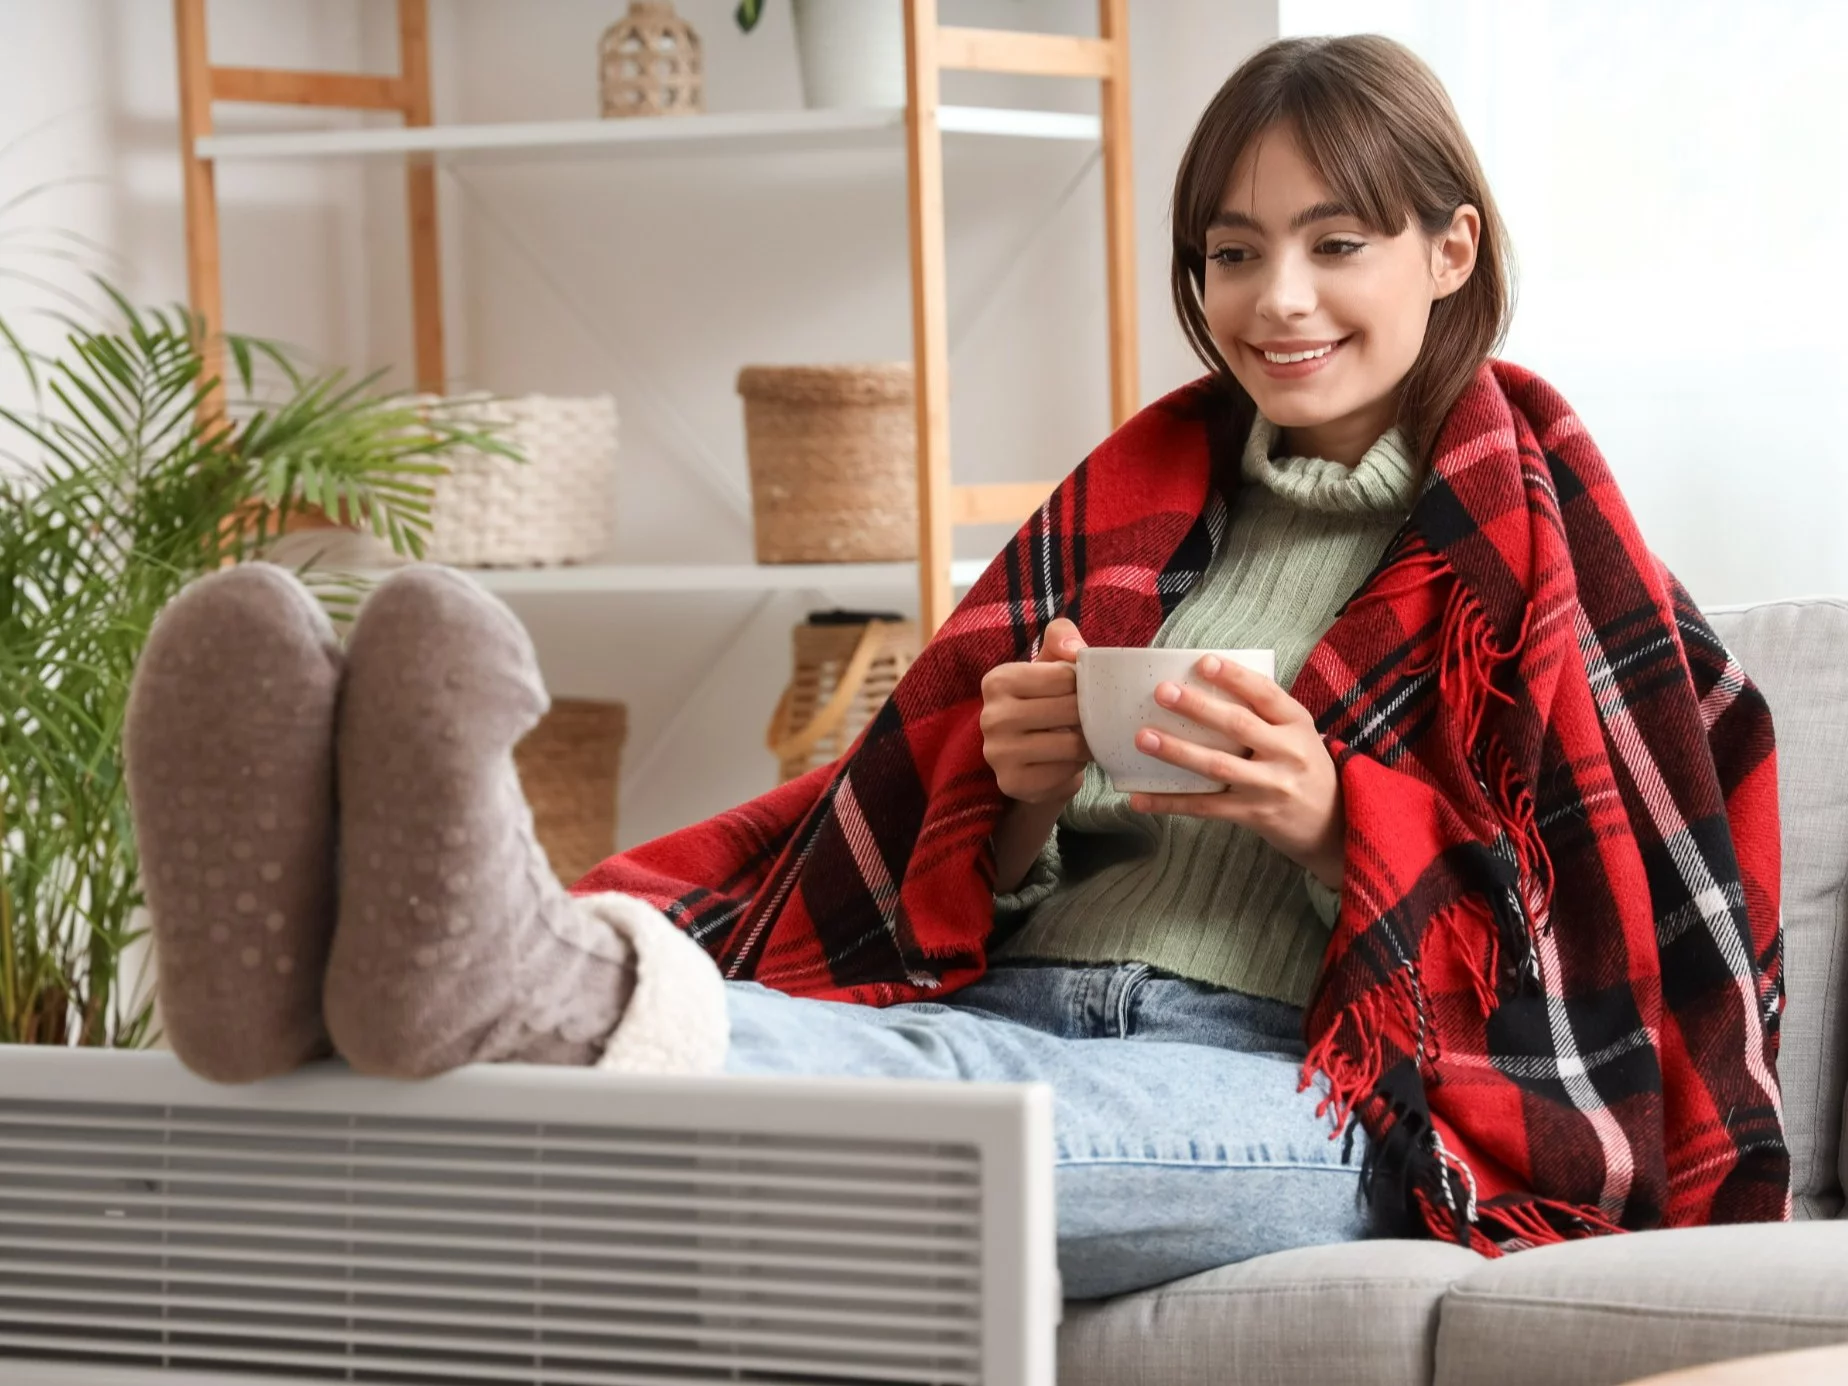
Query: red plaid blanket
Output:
[[578, 361, 1790, 1252]]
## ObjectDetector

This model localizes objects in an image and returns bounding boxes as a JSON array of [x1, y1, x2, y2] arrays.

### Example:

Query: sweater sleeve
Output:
[[994, 827, 1064, 917], [1302, 869, 1341, 929]]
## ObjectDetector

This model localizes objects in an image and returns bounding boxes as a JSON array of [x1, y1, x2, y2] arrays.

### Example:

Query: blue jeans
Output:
[[722, 962, 1384, 1299]]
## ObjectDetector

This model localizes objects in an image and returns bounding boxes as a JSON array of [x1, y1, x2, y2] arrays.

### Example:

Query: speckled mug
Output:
[[1075, 647, 1277, 794]]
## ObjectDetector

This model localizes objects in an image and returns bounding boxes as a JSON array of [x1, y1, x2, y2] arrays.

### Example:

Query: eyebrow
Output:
[[1208, 200, 1356, 234]]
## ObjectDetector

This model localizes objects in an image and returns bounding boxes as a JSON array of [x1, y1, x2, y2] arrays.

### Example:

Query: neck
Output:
[[1277, 398, 1398, 466]]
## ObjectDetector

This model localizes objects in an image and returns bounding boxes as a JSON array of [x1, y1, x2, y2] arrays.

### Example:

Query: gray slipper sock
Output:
[[324, 565, 637, 1078], [123, 564, 341, 1082]]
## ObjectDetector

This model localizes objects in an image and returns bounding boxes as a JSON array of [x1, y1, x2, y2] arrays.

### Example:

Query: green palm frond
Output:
[[0, 278, 516, 1048]]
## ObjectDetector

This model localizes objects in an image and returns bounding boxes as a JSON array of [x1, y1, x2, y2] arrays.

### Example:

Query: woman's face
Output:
[[1201, 125, 1478, 463]]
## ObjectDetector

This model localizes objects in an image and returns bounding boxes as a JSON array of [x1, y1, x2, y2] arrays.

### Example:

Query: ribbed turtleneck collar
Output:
[[1241, 412, 1422, 515]]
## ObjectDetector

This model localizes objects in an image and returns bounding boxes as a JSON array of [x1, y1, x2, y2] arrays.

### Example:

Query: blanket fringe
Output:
[[1426, 895, 1502, 1020], [1476, 1194, 1628, 1248], [1400, 541, 1555, 974], [1300, 988, 1391, 1131]]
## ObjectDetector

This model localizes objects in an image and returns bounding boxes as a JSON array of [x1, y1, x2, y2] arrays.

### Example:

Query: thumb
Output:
[[1035, 616, 1086, 664]]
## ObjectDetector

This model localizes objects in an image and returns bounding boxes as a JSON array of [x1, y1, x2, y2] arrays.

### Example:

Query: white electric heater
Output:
[[0, 1048, 1057, 1385]]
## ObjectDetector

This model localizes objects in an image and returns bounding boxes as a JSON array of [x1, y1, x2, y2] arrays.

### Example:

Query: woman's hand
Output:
[[1126, 655, 1346, 889], [980, 616, 1093, 805]]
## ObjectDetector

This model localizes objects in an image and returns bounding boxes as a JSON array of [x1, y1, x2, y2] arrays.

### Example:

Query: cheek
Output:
[[1201, 275, 1241, 338], [1343, 274, 1429, 371]]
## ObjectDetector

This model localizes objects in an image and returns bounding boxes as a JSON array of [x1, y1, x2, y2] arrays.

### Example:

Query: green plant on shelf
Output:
[[0, 282, 513, 1047]]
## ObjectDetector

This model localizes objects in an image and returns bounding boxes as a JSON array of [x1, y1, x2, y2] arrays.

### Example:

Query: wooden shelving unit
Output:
[[170, 0, 1138, 634]]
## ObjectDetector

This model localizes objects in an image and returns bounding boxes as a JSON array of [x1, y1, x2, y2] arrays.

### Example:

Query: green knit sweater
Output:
[[990, 414, 1422, 1006]]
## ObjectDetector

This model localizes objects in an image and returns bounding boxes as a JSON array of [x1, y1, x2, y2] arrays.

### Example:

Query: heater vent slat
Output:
[[0, 1051, 1055, 1384]]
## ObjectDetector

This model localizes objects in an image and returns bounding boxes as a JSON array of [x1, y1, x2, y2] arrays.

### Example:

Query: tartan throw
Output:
[[577, 360, 1790, 1252]]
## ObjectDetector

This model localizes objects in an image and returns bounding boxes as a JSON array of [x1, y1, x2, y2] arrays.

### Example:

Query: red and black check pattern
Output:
[[577, 362, 1789, 1253]]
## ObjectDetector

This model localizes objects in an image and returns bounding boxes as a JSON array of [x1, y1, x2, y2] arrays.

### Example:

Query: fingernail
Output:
[[1062, 639, 1080, 653], [1201, 656, 1222, 676], [1155, 682, 1179, 705], [1137, 730, 1160, 750]]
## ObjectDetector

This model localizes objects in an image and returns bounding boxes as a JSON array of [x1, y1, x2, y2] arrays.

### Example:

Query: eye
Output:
[[1318, 237, 1365, 257], [1208, 246, 1252, 268]]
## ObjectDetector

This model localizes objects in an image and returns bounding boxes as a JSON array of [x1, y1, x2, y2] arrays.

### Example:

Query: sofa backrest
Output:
[[1707, 598, 1848, 1218]]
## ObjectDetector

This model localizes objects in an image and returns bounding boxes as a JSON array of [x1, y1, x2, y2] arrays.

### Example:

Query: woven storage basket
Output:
[[427, 394, 617, 567], [513, 698, 628, 885], [737, 364, 916, 564], [766, 610, 920, 783]]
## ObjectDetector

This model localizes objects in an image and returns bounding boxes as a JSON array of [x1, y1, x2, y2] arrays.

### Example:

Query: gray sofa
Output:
[[1060, 597, 1848, 1386]]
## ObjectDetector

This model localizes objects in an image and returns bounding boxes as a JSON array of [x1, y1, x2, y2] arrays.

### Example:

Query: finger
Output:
[[1152, 680, 1289, 756], [1129, 790, 1246, 817], [990, 693, 1082, 735], [1193, 654, 1307, 725], [993, 660, 1078, 703], [1035, 617, 1087, 664], [1003, 729, 1090, 765], [1133, 728, 1272, 788]]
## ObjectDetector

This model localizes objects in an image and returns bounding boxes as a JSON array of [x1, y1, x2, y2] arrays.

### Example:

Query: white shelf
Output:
[[196, 105, 1100, 163], [352, 559, 990, 596]]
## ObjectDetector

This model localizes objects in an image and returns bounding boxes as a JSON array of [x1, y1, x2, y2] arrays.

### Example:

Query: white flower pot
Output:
[[792, 0, 907, 110]]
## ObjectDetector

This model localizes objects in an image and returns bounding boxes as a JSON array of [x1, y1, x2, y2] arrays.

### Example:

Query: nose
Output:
[[1254, 246, 1316, 322]]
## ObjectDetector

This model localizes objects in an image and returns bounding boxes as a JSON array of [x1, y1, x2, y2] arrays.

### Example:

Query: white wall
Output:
[[1281, 0, 1848, 610], [0, 0, 1279, 846], [0, 0, 378, 398]]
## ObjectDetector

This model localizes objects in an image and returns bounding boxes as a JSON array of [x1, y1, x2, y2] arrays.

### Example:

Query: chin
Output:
[[1238, 385, 1344, 431], [1251, 397, 1332, 427]]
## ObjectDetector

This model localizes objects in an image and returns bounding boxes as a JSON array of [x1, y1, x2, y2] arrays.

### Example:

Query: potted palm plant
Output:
[[0, 284, 507, 1048]]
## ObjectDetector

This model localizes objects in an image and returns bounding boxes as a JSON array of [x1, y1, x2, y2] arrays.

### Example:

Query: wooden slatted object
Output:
[[171, 1, 1139, 637], [907, 0, 1138, 634], [171, 0, 446, 395]]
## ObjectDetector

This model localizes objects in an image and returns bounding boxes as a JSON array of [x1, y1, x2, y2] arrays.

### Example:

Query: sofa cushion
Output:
[[1706, 598, 1848, 1218], [1432, 1222, 1848, 1386], [1058, 1238, 1479, 1386]]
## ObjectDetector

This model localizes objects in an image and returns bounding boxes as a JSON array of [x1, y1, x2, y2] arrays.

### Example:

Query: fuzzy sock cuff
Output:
[[581, 893, 730, 1076]]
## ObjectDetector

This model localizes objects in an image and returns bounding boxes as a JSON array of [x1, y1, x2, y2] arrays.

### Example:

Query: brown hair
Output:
[[1169, 35, 1513, 463]]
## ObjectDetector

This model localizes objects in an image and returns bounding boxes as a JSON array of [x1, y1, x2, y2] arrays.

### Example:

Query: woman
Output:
[[124, 35, 1788, 1301]]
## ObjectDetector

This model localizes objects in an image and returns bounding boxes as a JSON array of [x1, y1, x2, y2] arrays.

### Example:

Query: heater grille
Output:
[[0, 1053, 1054, 1385]]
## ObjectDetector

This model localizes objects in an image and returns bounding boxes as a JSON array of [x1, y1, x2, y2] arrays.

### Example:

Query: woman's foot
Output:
[[323, 566, 638, 1077], [123, 564, 342, 1082]]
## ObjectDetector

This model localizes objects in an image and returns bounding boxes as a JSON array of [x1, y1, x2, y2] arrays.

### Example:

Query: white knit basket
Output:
[[426, 394, 618, 567]]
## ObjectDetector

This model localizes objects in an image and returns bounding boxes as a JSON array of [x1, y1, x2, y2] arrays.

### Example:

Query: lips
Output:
[[1246, 336, 1349, 378]]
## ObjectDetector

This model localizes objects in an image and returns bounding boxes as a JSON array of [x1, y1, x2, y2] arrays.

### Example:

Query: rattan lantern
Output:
[[599, 2, 703, 118]]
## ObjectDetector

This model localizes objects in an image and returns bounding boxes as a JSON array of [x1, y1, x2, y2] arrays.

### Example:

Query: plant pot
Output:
[[792, 0, 906, 110]]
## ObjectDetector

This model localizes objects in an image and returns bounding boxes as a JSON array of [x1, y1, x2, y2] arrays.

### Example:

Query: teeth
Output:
[[1262, 344, 1336, 364]]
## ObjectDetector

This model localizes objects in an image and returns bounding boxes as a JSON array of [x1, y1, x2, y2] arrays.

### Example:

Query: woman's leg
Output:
[[724, 966, 1375, 1301], [124, 565, 342, 1082], [322, 565, 645, 1077]]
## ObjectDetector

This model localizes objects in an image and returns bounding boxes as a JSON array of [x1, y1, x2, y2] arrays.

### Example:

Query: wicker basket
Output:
[[599, 1, 703, 117], [737, 364, 916, 564], [427, 394, 617, 568], [513, 698, 629, 885], [766, 610, 919, 783]]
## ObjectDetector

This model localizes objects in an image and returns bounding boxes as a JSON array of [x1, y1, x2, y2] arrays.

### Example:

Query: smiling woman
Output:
[[1169, 34, 1511, 467], [119, 31, 1787, 1303]]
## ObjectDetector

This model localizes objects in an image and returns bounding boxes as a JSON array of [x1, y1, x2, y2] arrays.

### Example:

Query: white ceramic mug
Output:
[[1075, 647, 1277, 794]]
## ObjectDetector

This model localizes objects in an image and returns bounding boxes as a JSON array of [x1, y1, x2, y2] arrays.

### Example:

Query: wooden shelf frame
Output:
[[173, 0, 445, 394], [909, 0, 1137, 633], [171, 0, 1137, 635]]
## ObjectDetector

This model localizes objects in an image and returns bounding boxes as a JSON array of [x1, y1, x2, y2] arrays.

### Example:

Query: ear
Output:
[[1430, 203, 1481, 301]]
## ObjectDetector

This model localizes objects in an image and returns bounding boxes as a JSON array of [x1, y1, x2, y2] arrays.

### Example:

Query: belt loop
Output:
[[1112, 963, 1152, 1038]]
